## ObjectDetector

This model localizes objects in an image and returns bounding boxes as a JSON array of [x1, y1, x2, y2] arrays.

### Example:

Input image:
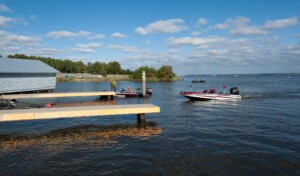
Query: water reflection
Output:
[[0, 122, 162, 152]]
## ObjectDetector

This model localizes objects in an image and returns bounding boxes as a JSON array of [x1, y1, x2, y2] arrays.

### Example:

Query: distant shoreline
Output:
[[56, 73, 183, 82]]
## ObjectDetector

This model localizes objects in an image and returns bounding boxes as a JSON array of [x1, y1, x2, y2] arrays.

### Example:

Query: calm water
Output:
[[0, 74, 299, 175]]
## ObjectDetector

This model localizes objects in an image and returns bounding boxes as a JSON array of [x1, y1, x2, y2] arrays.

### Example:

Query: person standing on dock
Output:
[[110, 80, 117, 92]]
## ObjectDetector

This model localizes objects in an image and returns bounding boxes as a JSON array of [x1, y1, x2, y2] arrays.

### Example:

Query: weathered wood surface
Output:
[[0, 92, 116, 99], [0, 104, 160, 122]]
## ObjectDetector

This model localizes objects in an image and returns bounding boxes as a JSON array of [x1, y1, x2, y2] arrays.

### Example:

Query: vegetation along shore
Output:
[[7, 54, 181, 81]]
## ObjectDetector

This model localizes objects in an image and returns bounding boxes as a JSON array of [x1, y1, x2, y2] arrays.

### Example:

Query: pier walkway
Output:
[[0, 104, 160, 122]]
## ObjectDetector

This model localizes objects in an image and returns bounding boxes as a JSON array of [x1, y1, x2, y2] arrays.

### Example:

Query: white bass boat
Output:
[[180, 87, 241, 101]]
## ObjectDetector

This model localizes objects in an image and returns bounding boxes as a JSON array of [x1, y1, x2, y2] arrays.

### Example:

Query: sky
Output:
[[0, 0, 300, 75]]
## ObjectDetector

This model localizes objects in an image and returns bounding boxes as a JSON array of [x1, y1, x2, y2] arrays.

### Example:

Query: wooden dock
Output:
[[0, 104, 160, 122], [0, 91, 116, 99]]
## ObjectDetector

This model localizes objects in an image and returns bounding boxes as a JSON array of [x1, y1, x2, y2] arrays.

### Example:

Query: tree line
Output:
[[7, 54, 176, 81], [8, 54, 131, 75], [130, 66, 176, 81]]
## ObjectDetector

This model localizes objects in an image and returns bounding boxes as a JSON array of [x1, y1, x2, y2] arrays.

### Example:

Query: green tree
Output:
[[131, 66, 157, 80], [156, 65, 176, 81], [75, 61, 86, 73], [107, 61, 121, 74], [8, 53, 29, 59], [91, 61, 106, 75], [86, 62, 93, 73], [7, 53, 131, 75], [121, 69, 133, 75], [62, 60, 74, 73]]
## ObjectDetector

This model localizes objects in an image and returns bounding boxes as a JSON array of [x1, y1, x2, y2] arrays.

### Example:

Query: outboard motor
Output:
[[230, 87, 239, 95], [146, 88, 153, 95]]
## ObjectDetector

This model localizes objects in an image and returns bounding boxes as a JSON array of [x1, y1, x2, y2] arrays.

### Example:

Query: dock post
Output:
[[142, 71, 146, 98], [137, 113, 146, 127], [137, 113, 146, 122]]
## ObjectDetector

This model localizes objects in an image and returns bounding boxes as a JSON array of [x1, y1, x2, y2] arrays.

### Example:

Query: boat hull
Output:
[[180, 91, 241, 101], [116, 88, 153, 98], [192, 80, 206, 83], [116, 92, 140, 97]]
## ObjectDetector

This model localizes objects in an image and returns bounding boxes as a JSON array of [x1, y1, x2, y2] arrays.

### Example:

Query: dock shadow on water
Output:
[[0, 98, 117, 110], [0, 121, 162, 153]]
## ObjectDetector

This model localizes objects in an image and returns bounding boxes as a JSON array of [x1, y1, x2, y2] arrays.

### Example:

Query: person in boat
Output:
[[208, 87, 216, 94], [126, 86, 133, 92], [121, 88, 125, 93], [110, 80, 117, 92]]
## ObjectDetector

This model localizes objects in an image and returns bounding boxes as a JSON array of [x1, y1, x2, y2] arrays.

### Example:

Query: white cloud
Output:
[[122, 49, 181, 69], [144, 40, 152, 45], [71, 42, 103, 53], [283, 44, 300, 57], [213, 16, 298, 36], [227, 16, 250, 26], [0, 30, 41, 47], [191, 31, 201, 36], [30, 14, 38, 21], [168, 37, 226, 47], [213, 16, 249, 30], [0, 4, 13, 13], [71, 48, 94, 53], [25, 47, 62, 56], [87, 34, 106, 40], [215, 23, 229, 30], [230, 26, 267, 35], [171, 35, 300, 74], [108, 45, 138, 53], [47, 31, 74, 39], [263, 17, 298, 30], [0, 16, 14, 27], [77, 42, 103, 48], [0, 31, 42, 56], [135, 18, 186, 35], [47, 30, 92, 39], [219, 16, 268, 35], [111, 32, 127, 38], [197, 18, 207, 27]]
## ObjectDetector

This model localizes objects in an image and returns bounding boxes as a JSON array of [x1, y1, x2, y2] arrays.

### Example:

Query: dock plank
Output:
[[0, 104, 160, 122], [0, 92, 115, 99]]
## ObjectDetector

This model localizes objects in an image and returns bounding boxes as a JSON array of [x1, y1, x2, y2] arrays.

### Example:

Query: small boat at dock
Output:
[[116, 88, 153, 97]]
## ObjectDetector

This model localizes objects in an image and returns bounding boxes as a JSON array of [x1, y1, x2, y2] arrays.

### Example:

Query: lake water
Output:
[[0, 74, 299, 175]]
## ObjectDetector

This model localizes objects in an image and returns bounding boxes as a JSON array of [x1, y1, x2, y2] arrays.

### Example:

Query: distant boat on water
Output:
[[192, 79, 206, 83]]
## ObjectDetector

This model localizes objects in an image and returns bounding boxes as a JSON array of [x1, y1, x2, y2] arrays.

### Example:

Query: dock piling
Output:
[[142, 71, 146, 98], [137, 113, 146, 121]]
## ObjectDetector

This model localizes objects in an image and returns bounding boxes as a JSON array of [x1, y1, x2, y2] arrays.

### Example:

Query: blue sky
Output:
[[0, 0, 300, 74]]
